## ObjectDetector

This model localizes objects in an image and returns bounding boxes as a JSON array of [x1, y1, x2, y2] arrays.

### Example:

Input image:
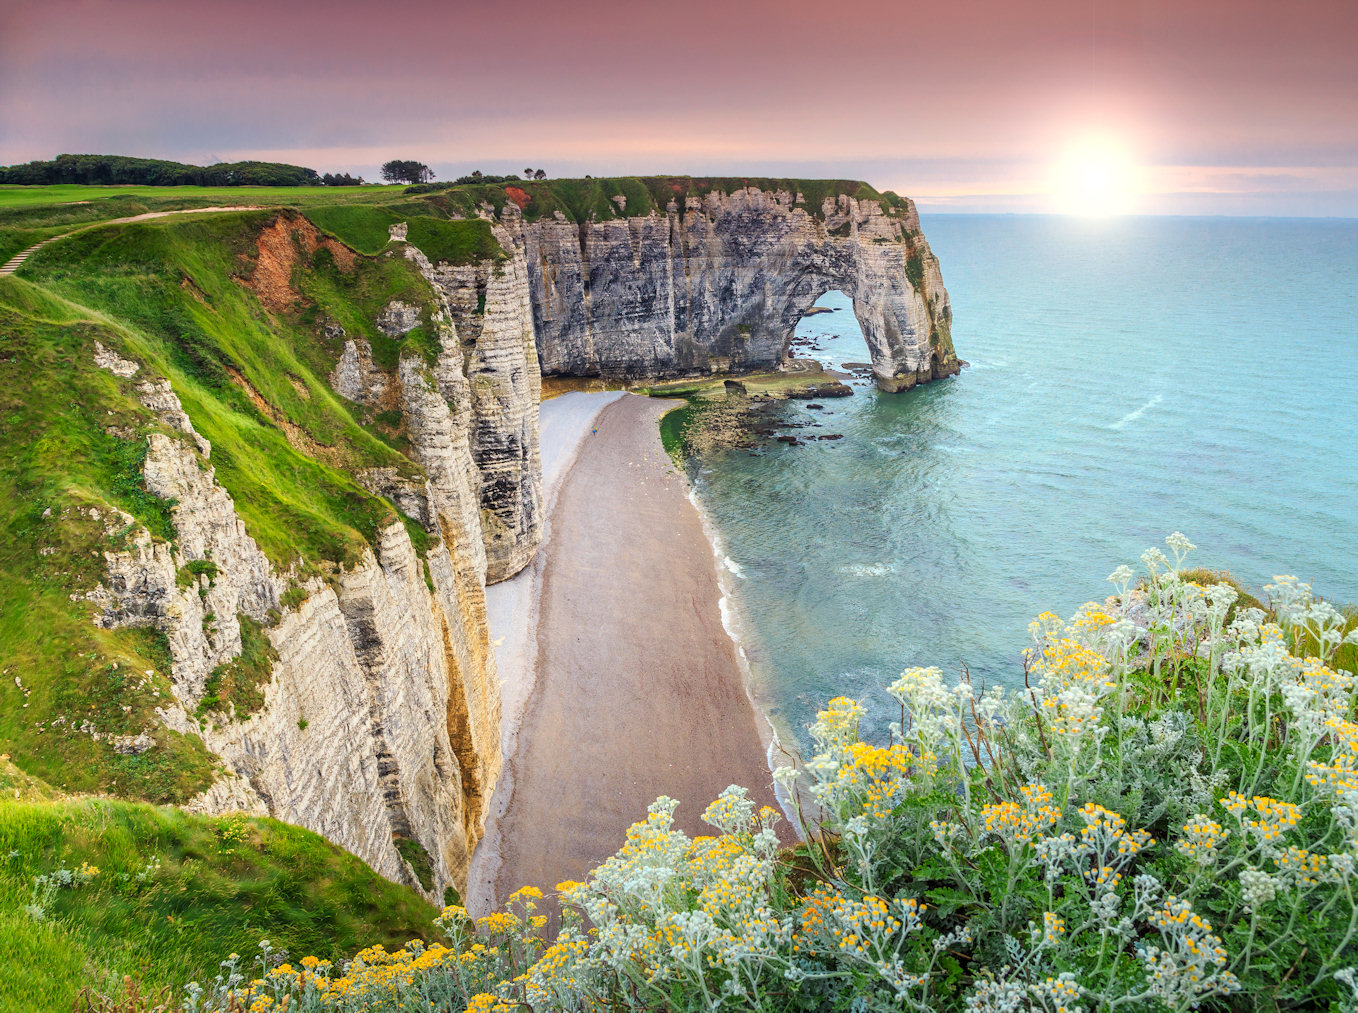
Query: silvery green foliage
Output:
[[186, 535, 1358, 1013]]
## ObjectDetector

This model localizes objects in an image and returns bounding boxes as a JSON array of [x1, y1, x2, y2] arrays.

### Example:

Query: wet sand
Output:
[[471, 394, 780, 908]]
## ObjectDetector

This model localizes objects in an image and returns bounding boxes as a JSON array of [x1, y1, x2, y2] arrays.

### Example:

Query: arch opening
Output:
[[789, 290, 873, 380]]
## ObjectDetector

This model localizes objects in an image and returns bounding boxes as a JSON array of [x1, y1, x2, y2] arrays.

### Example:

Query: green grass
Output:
[[14, 210, 428, 567], [0, 798, 442, 1013], [658, 403, 699, 464], [403, 217, 507, 266], [0, 227, 60, 265], [392, 835, 435, 892], [303, 203, 403, 255], [175, 559, 219, 589], [196, 616, 278, 721], [0, 183, 411, 210], [0, 299, 221, 803]]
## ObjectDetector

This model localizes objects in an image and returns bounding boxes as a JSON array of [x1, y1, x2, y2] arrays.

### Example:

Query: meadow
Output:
[[0, 791, 442, 1013]]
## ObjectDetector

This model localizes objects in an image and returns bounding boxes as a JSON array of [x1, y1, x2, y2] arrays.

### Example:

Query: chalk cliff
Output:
[[490, 183, 957, 392], [81, 214, 523, 902], [15, 180, 954, 909], [400, 238, 543, 584]]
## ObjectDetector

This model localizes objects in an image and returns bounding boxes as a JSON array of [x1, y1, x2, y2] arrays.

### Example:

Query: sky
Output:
[[2, 0, 1357, 215]]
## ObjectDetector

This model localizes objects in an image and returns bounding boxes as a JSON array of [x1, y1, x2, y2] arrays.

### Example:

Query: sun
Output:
[[1053, 139, 1140, 216]]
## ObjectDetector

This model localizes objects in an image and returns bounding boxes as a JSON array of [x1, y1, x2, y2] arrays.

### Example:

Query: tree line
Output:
[[0, 154, 553, 188], [380, 161, 549, 185], [0, 154, 359, 187]]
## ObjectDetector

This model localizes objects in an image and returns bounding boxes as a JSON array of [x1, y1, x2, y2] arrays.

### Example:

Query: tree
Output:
[[524, 167, 533, 178], [381, 160, 433, 184], [533, 168, 547, 180]]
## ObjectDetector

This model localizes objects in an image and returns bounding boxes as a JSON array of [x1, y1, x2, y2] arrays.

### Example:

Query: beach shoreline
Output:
[[681, 478, 807, 821], [468, 393, 783, 914]]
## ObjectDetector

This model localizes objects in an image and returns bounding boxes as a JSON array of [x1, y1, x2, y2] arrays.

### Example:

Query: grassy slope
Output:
[[0, 196, 481, 1008], [0, 793, 441, 1013], [0, 200, 508, 805]]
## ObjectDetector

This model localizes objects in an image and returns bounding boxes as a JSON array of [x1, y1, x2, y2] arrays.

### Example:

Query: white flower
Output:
[[1239, 867, 1277, 910], [1165, 531, 1196, 563], [1141, 546, 1169, 575], [1107, 564, 1135, 589]]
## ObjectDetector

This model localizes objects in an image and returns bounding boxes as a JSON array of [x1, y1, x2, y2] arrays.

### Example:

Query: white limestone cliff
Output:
[[500, 186, 958, 392], [89, 336, 500, 904]]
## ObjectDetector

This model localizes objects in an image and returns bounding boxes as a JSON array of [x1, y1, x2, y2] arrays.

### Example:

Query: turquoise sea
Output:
[[691, 215, 1358, 751]]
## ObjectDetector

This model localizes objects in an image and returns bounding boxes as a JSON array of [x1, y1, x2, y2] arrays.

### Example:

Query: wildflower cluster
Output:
[[23, 860, 99, 921], [188, 536, 1358, 1012]]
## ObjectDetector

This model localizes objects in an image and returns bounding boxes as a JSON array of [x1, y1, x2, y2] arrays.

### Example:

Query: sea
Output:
[[689, 215, 1358, 753]]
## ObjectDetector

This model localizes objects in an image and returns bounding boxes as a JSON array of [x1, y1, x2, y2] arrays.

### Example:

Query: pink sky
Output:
[[2, 0, 1356, 214]]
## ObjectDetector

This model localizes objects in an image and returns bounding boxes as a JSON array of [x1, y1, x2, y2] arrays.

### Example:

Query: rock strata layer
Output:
[[90, 322, 501, 904], [497, 186, 957, 392]]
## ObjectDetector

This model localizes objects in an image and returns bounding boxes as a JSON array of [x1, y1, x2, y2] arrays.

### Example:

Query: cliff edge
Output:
[[417, 176, 957, 392]]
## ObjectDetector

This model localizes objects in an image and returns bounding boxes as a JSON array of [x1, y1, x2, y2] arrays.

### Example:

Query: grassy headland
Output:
[[0, 788, 441, 1013]]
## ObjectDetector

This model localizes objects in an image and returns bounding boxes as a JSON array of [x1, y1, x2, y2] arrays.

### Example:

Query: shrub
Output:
[[184, 535, 1358, 1013]]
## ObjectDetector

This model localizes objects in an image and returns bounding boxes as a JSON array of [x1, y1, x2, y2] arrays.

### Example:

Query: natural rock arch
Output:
[[504, 184, 960, 392], [765, 258, 953, 393]]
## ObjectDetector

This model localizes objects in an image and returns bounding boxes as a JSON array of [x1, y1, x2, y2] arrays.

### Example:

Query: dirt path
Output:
[[471, 394, 780, 909], [0, 206, 259, 277]]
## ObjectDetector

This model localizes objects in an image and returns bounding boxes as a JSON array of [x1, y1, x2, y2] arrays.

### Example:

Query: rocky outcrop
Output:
[[91, 344, 501, 904], [395, 243, 543, 584], [499, 186, 957, 392]]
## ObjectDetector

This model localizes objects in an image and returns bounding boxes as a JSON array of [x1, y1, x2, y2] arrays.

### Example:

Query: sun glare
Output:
[[1053, 139, 1141, 216]]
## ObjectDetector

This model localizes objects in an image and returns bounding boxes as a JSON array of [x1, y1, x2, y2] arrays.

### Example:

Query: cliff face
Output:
[[501, 186, 957, 392], [5, 180, 954, 912], [71, 206, 543, 903], [401, 238, 543, 584]]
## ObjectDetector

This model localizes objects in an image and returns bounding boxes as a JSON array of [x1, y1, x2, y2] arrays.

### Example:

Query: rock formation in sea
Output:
[[498, 185, 958, 392]]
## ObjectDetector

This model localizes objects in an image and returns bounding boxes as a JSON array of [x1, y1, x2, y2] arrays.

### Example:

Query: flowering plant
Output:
[[187, 536, 1358, 1012]]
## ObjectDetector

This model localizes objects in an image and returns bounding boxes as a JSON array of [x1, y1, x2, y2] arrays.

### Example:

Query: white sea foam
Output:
[[1111, 393, 1163, 429], [687, 483, 803, 832], [839, 562, 897, 578]]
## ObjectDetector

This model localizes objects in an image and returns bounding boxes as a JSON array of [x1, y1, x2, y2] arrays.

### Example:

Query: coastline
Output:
[[681, 476, 806, 823], [469, 393, 782, 914], [470, 390, 626, 915]]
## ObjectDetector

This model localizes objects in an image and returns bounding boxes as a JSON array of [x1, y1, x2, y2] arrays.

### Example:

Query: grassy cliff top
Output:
[[0, 793, 442, 1012], [0, 176, 908, 245], [410, 176, 909, 223]]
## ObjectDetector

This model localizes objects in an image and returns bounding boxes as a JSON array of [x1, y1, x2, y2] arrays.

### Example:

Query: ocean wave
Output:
[[1111, 393, 1163, 429], [839, 562, 897, 578], [723, 555, 746, 578]]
